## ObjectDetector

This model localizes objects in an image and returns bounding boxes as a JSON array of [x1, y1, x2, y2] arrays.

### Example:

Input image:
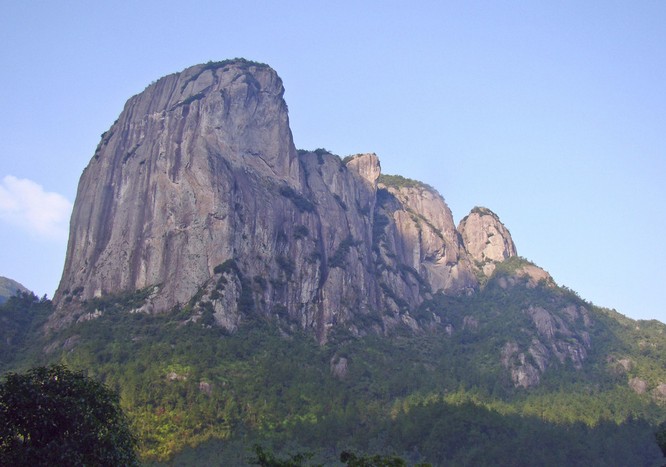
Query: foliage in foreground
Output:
[[249, 444, 429, 466], [656, 421, 666, 458], [0, 364, 138, 466]]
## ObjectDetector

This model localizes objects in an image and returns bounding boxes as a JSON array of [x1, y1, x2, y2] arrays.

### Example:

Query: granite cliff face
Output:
[[458, 206, 517, 277], [54, 59, 531, 345]]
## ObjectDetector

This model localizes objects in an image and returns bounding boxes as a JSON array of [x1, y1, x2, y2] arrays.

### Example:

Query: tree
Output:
[[249, 446, 431, 467], [0, 364, 138, 466], [340, 451, 431, 467], [340, 451, 407, 466], [0, 291, 51, 370], [249, 444, 319, 466], [656, 420, 666, 458]]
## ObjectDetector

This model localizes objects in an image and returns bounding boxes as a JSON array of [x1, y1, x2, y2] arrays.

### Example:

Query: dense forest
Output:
[[2, 273, 666, 465]]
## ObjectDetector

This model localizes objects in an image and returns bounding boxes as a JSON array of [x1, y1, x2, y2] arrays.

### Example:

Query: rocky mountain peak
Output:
[[53, 60, 521, 343], [98, 58, 299, 183], [458, 206, 518, 277], [344, 153, 381, 188], [54, 60, 299, 322]]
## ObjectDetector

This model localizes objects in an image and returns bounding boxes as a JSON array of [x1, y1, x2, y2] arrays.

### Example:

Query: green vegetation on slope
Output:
[[0, 277, 30, 304], [0, 292, 51, 372], [1, 281, 666, 465], [378, 174, 435, 192]]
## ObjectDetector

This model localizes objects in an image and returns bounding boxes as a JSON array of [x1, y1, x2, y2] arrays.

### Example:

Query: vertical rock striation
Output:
[[53, 60, 514, 342], [56, 60, 299, 315]]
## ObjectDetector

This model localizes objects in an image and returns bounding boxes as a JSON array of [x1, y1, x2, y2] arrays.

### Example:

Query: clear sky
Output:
[[1, 1, 664, 322]]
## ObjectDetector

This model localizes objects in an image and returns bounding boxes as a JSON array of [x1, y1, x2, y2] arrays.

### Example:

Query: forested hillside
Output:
[[2, 269, 666, 465]]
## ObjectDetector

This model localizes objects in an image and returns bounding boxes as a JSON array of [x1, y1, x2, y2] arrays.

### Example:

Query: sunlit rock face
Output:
[[55, 61, 299, 323], [458, 206, 518, 277], [53, 60, 520, 342]]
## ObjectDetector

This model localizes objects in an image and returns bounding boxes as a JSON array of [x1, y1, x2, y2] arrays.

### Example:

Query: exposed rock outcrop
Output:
[[459, 206, 517, 277], [500, 303, 592, 388], [629, 377, 648, 394], [56, 60, 300, 318], [52, 60, 483, 342], [501, 342, 543, 388]]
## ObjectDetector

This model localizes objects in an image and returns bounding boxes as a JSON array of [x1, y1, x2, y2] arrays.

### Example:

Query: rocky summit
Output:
[[54, 59, 526, 342]]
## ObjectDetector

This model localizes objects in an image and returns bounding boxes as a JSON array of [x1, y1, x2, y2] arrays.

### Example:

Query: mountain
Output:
[[4, 59, 666, 464], [51, 58, 521, 343], [47, 57, 666, 395], [0, 276, 30, 304]]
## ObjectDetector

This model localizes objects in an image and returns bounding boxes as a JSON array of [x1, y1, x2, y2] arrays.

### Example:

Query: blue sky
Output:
[[1, 1, 664, 322]]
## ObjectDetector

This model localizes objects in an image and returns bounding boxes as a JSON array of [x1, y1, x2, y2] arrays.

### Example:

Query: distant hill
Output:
[[0, 276, 30, 304]]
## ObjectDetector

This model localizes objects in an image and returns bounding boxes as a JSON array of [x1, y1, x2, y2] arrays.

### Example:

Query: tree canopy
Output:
[[0, 364, 137, 466]]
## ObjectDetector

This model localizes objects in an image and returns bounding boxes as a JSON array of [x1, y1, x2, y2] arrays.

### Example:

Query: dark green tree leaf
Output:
[[0, 364, 138, 466]]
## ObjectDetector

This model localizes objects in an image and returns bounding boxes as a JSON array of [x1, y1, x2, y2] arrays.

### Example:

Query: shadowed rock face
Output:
[[501, 304, 592, 388], [53, 60, 516, 342]]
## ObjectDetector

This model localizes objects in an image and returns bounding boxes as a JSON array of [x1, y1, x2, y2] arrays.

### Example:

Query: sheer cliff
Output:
[[53, 59, 518, 342]]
